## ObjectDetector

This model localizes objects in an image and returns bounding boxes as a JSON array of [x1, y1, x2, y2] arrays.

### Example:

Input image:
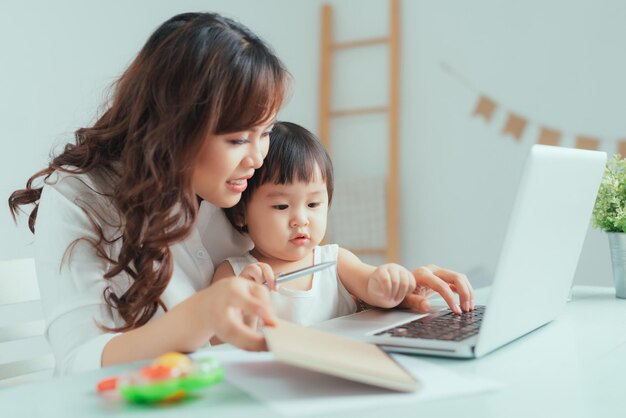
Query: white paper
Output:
[[201, 350, 500, 417]]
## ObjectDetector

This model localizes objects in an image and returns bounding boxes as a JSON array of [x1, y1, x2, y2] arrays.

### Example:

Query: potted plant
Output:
[[592, 154, 626, 298]]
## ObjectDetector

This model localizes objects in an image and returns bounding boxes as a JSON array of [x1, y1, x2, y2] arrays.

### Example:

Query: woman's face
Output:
[[193, 118, 275, 208]]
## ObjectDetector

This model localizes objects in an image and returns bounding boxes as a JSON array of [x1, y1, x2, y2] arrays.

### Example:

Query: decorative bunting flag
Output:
[[444, 62, 624, 155], [473, 95, 496, 122], [618, 140, 626, 157], [537, 127, 561, 146], [501, 113, 527, 141], [575, 136, 600, 150]]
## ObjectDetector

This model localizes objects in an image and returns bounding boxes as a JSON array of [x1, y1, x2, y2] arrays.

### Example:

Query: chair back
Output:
[[0, 258, 55, 386]]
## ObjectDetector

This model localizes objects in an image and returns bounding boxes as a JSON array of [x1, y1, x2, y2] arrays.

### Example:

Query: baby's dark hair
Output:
[[225, 121, 333, 233]]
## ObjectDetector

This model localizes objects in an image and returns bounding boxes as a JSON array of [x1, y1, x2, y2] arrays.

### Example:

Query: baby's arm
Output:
[[214, 261, 278, 290], [212, 261, 237, 283], [337, 248, 416, 309], [240, 263, 278, 290]]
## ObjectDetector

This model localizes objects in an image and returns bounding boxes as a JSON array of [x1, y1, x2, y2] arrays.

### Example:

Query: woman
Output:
[[9, 12, 285, 374], [9, 12, 472, 375]]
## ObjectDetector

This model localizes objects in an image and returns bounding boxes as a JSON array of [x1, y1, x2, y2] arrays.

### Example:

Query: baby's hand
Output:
[[367, 264, 417, 308], [239, 262, 278, 291]]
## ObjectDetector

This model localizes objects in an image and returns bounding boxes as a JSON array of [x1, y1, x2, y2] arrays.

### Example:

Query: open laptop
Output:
[[315, 145, 606, 358]]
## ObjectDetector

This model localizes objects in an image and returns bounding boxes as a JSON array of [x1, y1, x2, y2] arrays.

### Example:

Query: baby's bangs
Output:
[[285, 150, 328, 185], [262, 136, 330, 187], [215, 51, 288, 134]]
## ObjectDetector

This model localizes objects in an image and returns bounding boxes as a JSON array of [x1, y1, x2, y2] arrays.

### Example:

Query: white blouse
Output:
[[34, 169, 252, 375]]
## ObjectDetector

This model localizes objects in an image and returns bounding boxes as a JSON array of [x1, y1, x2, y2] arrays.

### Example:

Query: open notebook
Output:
[[263, 319, 419, 392]]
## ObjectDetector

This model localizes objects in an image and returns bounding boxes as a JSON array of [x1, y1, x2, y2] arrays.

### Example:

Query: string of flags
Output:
[[441, 62, 625, 156]]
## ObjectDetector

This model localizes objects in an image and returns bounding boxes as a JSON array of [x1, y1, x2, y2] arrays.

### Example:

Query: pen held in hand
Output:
[[273, 261, 336, 285]]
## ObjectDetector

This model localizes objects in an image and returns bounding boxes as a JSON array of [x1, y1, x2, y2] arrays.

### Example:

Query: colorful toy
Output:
[[96, 352, 224, 403]]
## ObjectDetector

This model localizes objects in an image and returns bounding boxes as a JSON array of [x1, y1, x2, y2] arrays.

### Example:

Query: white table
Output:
[[1, 286, 625, 417]]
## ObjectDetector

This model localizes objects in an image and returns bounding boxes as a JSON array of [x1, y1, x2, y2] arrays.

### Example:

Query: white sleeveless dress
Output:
[[226, 244, 357, 326]]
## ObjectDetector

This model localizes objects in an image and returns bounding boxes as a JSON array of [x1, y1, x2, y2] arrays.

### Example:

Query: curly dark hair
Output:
[[8, 12, 289, 332]]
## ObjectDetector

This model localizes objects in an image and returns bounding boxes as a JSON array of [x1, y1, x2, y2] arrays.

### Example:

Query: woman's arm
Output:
[[36, 177, 276, 372], [399, 265, 473, 314], [102, 278, 275, 366], [208, 260, 276, 346], [208, 261, 238, 346]]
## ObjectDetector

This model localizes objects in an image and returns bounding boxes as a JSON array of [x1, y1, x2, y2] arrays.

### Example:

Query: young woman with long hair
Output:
[[9, 12, 287, 374]]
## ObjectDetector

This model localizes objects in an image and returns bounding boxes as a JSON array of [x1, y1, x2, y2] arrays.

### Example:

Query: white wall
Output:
[[0, 0, 321, 257], [397, 0, 622, 287], [2, 0, 621, 287], [311, 0, 621, 287]]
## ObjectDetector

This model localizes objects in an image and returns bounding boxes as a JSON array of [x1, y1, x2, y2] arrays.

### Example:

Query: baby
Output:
[[213, 122, 458, 326]]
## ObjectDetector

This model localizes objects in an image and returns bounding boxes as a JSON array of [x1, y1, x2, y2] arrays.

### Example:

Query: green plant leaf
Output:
[[592, 154, 626, 232]]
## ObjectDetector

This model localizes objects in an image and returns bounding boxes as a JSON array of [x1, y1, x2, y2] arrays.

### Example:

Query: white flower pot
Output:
[[607, 232, 626, 298]]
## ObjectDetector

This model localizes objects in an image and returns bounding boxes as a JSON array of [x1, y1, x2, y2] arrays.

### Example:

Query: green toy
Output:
[[96, 352, 224, 403]]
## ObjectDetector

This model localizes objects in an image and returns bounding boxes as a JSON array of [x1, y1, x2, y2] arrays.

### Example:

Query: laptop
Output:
[[315, 145, 606, 358]]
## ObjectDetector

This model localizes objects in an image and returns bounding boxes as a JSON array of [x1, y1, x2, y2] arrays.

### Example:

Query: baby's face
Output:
[[244, 167, 328, 262]]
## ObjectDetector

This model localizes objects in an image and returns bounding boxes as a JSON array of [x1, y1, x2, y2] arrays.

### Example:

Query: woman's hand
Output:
[[201, 277, 277, 351], [367, 263, 417, 308], [399, 264, 474, 314], [239, 262, 278, 291], [102, 276, 278, 366]]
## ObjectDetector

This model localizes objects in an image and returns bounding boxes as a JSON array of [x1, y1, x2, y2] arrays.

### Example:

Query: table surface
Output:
[[1, 286, 625, 418]]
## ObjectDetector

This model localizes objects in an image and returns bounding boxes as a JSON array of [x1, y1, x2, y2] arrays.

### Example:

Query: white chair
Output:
[[0, 258, 55, 387]]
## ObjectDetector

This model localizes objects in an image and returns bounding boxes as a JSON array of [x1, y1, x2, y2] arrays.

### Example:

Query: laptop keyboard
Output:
[[374, 305, 486, 342]]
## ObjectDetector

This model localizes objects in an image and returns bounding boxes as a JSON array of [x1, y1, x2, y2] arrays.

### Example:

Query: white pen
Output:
[[273, 261, 336, 285]]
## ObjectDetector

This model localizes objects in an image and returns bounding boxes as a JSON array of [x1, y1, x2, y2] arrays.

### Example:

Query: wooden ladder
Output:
[[318, 0, 400, 262]]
